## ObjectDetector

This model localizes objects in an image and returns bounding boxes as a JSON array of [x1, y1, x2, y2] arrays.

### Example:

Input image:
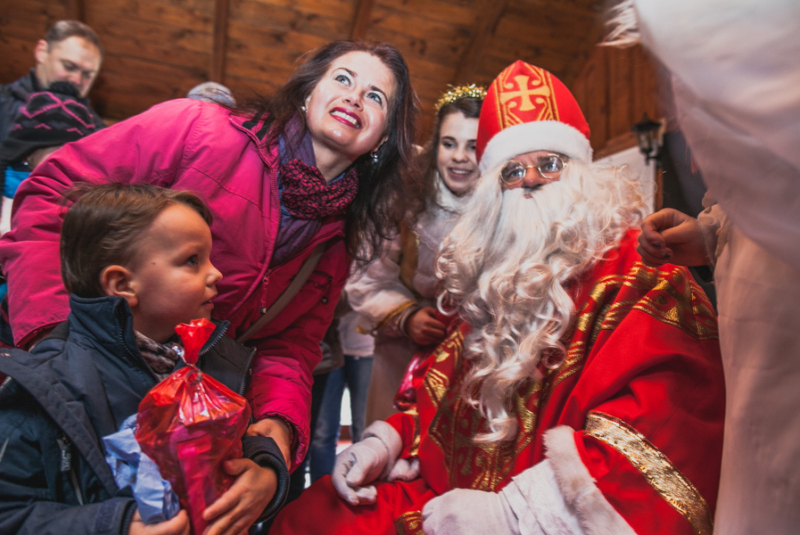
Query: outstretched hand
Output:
[[128, 510, 190, 535], [406, 307, 446, 346], [638, 208, 708, 267], [331, 437, 390, 506], [201, 459, 276, 535]]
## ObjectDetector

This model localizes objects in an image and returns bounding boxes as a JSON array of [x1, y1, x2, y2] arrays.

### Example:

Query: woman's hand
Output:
[[128, 510, 190, 535], [201, 459, 276, 535], [638, 208, 708, 267], [405, 306, 446, 346], [245, 418, 292, 466]]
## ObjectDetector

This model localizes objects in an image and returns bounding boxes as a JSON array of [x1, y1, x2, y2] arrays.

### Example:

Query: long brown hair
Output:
[[236, 40, 422, 262]]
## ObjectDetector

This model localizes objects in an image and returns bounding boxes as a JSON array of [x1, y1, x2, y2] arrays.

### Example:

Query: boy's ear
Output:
[[100, 265, 138, 308]]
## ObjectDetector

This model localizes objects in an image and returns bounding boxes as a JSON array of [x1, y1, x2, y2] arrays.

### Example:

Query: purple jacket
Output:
[[0, 99, 349, 467]]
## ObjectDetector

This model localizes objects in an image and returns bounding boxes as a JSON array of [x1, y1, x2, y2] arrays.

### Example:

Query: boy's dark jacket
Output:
[[0, 295, 289, 535]]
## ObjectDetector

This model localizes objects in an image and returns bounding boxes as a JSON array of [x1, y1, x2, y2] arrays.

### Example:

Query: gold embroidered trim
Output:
[[394, 510, 424, 535], [585, 412, 713, 535], [374, 300, 418, 333], [399, 223, 420, 292]]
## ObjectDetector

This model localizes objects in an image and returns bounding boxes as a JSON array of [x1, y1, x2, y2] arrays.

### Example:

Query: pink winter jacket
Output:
[[0, 99, 350, 467]]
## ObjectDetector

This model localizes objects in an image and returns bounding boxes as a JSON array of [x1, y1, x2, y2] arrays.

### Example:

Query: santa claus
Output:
[[270, 60, 724, 535]]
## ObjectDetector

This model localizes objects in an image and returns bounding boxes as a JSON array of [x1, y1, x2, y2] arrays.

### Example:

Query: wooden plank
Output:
[[577, 46, 608, 151], [89, 0, 213, 32], [61, 0, 84, 21], [224, 73, 282, 96], [493, 15, 597, 47], [631, 45, 659, 122], [593, 130, 637, 160], [376, 0, 476, 27], [452, 0, 509, 84], [228, 0, 350, 41], [0, 0, 69, 27], [237, 0, 355, 23], [0, 22, 55, 46], [0, 36, 37, 84], [368, 26, 469, 68], [211, 0, 229, 82], [80, 16, 211, 77], [86, 10, 213, 54], [607, 47, 635, 139], [90, 53, 207, 118], [505, 0, 600, 22], [226, 19, 329, 56], [481, 42, 573, 75], [350, 0, 375, 39], [224, 53, 296, 85], [366, 4, 470, 43]]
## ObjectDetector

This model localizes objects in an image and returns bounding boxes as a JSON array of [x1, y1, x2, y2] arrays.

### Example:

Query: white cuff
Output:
[[541, 426, 636, 535], [361, 420, 403, 478]]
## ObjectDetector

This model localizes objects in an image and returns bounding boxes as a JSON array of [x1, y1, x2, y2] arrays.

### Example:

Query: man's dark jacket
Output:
[[0, 70, 44, 143], [0, 295, 289, 534]]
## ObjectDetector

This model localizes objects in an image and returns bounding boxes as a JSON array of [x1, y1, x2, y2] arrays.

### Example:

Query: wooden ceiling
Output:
[[2, 0, 606, 138]]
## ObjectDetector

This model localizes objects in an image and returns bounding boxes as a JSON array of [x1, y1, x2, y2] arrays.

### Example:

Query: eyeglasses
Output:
[[500, 154, 568, 187]]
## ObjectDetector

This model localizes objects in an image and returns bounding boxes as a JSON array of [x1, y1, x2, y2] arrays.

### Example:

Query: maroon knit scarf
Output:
[[279, 159, 358, 220]]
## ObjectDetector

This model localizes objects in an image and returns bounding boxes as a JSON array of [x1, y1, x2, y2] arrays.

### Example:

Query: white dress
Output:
[[345, 177, 470, 424]]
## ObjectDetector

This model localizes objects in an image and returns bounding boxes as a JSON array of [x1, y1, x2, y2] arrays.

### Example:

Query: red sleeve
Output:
[[0, 99, 204, 346], [563, 265, 724, 535], [386, 410, 419, 459]]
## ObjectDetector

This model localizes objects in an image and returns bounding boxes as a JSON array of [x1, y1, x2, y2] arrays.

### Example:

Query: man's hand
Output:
[[245, 418, 292, 467], [331, 437, 390, 506], [405, 306, 446, 346], [202, 459, 276, 535], [128, 510, 190, 535], [422, 488, 520, 535], [638, 208, 708, 267]]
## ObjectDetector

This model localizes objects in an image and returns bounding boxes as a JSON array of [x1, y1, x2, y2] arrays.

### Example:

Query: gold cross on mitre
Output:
[[499, 74, 551, 112]]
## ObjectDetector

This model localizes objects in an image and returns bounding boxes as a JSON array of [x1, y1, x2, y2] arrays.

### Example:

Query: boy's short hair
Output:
[[60, 183, 213, 298]]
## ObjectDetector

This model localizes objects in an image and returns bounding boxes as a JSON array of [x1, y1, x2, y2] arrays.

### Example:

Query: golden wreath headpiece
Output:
[[434, 84, 488, 113]]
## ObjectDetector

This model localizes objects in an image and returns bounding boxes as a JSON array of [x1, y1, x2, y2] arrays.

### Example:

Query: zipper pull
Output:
[[57, 435, 72, 473]]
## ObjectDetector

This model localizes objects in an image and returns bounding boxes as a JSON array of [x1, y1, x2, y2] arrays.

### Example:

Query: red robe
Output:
[[272, 232, 724, 535]]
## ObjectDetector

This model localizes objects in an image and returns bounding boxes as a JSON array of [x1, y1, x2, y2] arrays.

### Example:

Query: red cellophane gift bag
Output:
[[135, 318, 252, 534]]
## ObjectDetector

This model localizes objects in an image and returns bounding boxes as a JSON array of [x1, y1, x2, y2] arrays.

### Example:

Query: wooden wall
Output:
[[569, 43, 662, 159], [2, 0, 605, 140]]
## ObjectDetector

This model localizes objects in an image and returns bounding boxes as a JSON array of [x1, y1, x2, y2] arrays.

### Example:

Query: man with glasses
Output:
[[0, 20, 103, 143], [270, 60, 725, 535]]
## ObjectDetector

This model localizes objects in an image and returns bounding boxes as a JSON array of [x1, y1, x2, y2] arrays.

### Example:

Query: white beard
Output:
[[436, 159, 647, 442]]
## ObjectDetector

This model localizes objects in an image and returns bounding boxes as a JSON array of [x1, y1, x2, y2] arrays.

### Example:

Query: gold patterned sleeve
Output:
[[584, 412, 714, 535]]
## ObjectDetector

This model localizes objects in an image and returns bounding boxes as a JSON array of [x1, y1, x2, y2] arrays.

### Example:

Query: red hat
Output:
[[477, 60, 592, 171]]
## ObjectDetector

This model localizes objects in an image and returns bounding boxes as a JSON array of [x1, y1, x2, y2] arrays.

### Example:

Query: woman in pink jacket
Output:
[[0, 40, 420, 511]]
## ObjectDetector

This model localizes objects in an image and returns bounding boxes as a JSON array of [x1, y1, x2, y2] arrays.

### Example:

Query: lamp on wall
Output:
[[631, 113, 663, 167]]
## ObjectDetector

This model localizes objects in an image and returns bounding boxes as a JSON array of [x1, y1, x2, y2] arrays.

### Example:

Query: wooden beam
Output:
[[452, 0, 509, 84], [350, 0, 376, 40], [62, 0, 84, 21], [211, 0, 229, 83]]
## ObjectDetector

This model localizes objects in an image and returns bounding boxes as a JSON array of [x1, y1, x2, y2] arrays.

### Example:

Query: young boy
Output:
[[0, 184, 289, 534]]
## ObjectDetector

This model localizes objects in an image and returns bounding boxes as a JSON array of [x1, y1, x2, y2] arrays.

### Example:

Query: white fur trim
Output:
[[361, 420, 403, 477], [542, 426, 637, 535], [479, 121, 593, 172], [503, 460, 583, 535]]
